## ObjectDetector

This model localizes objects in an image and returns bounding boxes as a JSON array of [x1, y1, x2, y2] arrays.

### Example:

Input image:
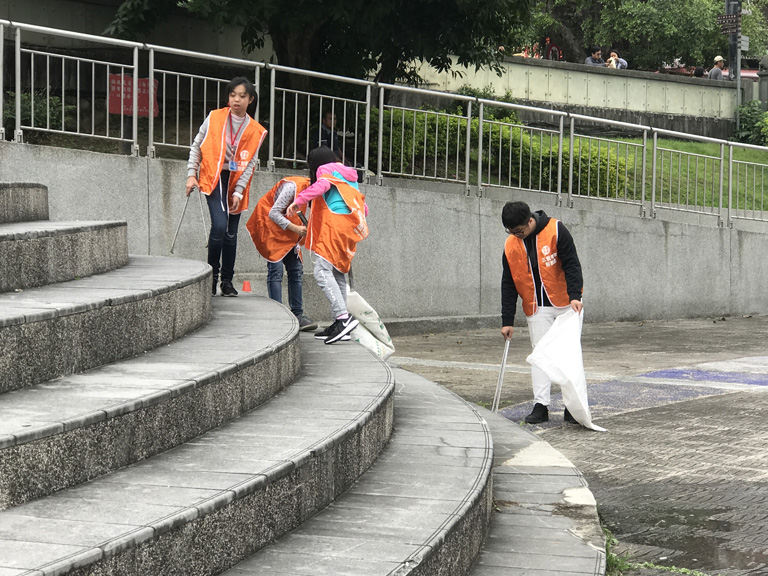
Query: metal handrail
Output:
[[2, 18, 768, 224]]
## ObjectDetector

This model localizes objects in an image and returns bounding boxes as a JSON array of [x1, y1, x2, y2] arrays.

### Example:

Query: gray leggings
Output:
[[313, 256, 348, 319]]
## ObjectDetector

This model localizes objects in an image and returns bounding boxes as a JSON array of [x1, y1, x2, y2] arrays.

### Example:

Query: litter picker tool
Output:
[[491, 339, 511, 413], [170, 189, 208, 254]]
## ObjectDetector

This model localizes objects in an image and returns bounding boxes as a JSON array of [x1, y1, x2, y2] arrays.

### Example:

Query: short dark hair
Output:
[[502, 201, 532, 229], [307, 146, 340, 183], [590, 46, 601, 55], [226, 77, 258, 106], [693, 66, 705, 78]]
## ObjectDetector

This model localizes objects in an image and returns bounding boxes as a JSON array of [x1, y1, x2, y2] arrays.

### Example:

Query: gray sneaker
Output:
[[298, 315, 318, 332]]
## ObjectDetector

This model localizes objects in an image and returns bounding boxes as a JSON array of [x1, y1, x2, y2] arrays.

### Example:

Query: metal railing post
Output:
[[364, 84, 371, 182], [726, 143, 733, 228], [640, 130, 648, 216], [131, 46, 139, 156], [650, 131, 658, 218], [268, 66, 275, 171], [0, 24, 4, 140], [147, 48, 155, 157], [568, 116, 575, 207], [465, 100, 472, 195], [477, 102, 483, 196], [14, 27, 22, 142], [718, 142, 726, 227], [556, 115, 564, 202], [377, 86, 384, 185], [254, 66, 260, 123]]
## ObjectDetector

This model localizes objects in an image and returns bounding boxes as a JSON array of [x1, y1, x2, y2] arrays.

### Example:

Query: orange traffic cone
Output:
[[242, 280, 252, 293]]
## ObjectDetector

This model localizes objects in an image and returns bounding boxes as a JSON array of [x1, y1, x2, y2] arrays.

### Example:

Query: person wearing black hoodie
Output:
[[500, 201, 584, 424]]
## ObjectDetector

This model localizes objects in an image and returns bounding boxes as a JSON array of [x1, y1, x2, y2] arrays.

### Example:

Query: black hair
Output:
[[307, 146, 340, 184], [590, 46, 601, 55], [609, 48, 620, 57], [693, 66, 705, 78], [226, 77, 258, 111], [502, 201, 532, 229]]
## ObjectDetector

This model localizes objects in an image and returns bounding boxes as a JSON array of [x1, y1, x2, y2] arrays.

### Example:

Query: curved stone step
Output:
[[220, 367, 494, 576], [468, 407, 606, 576], [0, 255, 210, 393], [0, 183, 48, 224], [0, 220, 129, 293], [0, 296, 300, 510], [0, 335, 394, 576]]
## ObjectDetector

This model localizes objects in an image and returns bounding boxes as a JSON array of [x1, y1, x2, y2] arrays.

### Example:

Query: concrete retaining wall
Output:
[[2, 140, 767, 325]]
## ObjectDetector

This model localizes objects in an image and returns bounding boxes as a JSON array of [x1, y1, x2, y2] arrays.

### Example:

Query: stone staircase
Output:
[[0, 181, 604, 576]]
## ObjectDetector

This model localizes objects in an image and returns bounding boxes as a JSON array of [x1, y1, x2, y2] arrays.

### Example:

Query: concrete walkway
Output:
[[391, 314, 768, 576]]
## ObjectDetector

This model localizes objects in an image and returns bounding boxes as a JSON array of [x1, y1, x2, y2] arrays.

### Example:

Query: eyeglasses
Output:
[[505, 226, 527, 237]]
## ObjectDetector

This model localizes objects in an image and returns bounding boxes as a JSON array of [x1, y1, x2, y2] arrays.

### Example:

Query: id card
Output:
[[229, 160, 238, 171]]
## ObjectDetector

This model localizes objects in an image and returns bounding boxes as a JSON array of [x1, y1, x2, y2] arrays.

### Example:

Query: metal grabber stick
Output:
[[196, 187, 209, 248], [169, 192, 192, 254], [491, 339, 511, 413]]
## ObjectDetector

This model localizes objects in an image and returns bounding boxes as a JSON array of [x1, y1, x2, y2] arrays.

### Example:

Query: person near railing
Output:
[[584, 46, 606, 66], [708, 56, 726, 80], [287, 147, 369, 345], [607, 49, 628, 69], [500, 201, 586, 425], [312, 111, 342, 159], [245, 175, 318, 332], [185, 77, 267, 297]]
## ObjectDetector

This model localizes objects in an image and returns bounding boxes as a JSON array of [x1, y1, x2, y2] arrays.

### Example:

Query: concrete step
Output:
[[0, 183, 49, 224], [0, 255, 210, 393], [0, 295, 300, 510], [468, 407, 606, 576], [0, 220, 128, 293], [220, 367, 494, 576], [0, 335, 394, 576]]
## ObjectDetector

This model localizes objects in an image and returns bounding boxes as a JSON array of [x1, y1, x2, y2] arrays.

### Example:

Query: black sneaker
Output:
[[220, 280, 238, 297], [564, 408, 578, 424], [524, 402, 549, 424], [314, 325, 332, 340], [314, 325, 350, 341], [324, 316, 359, 345], [212, 276, 218, 296]]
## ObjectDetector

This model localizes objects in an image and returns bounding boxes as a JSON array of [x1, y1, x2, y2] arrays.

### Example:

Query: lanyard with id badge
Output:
[[228, 114, 247, 171]]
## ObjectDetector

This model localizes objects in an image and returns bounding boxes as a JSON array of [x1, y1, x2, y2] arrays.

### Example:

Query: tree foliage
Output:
[[105, 0, 532, 85], [512, 0, 768, 70]]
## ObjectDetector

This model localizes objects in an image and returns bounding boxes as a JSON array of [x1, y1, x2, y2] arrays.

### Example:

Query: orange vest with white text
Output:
[[504, 218, 571, 317], [246, 176, 310, 263], [197, 107, 267, 215], [306, 174, 368, 273]]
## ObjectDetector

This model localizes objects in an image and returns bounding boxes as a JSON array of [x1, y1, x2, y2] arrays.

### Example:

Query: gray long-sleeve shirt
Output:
[[187, 111, 260, 198], [268, 181, 298, 230]]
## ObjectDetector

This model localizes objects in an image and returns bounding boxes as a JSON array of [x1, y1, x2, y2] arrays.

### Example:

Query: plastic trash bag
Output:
[[526, 310, 606, 432], [349, 325, 395, 360], [346, 288, 394, 349]]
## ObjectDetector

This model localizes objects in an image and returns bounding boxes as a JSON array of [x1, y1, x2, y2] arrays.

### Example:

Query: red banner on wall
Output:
[[108, 74, 159, 117]]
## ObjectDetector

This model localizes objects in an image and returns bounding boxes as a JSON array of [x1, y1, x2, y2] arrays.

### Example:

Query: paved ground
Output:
[[390, 314, 768, 576]]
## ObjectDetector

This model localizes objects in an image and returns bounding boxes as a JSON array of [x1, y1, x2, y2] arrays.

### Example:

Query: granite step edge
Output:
[[0, 296, 300, 510], [4, 337, 395, 576]]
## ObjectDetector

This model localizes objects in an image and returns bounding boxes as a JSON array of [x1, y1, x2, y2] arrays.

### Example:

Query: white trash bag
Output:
[[346, 288, 394, 349], [526, 310, 606, 432], [349, 325, 395, 361]]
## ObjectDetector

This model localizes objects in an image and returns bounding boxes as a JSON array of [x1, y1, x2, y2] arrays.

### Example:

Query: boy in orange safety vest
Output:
[[286, 146, 368, 345], [500, 201, 584, 424], [246, 176, 318, 331], [186, 77, 267, 297]]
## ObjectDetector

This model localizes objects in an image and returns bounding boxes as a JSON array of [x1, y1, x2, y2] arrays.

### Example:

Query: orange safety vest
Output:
[[504, 218, 573, 317], [197, 107, 267, 215], [305, 174, 368, 273], [246, 176, 311, 263]]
